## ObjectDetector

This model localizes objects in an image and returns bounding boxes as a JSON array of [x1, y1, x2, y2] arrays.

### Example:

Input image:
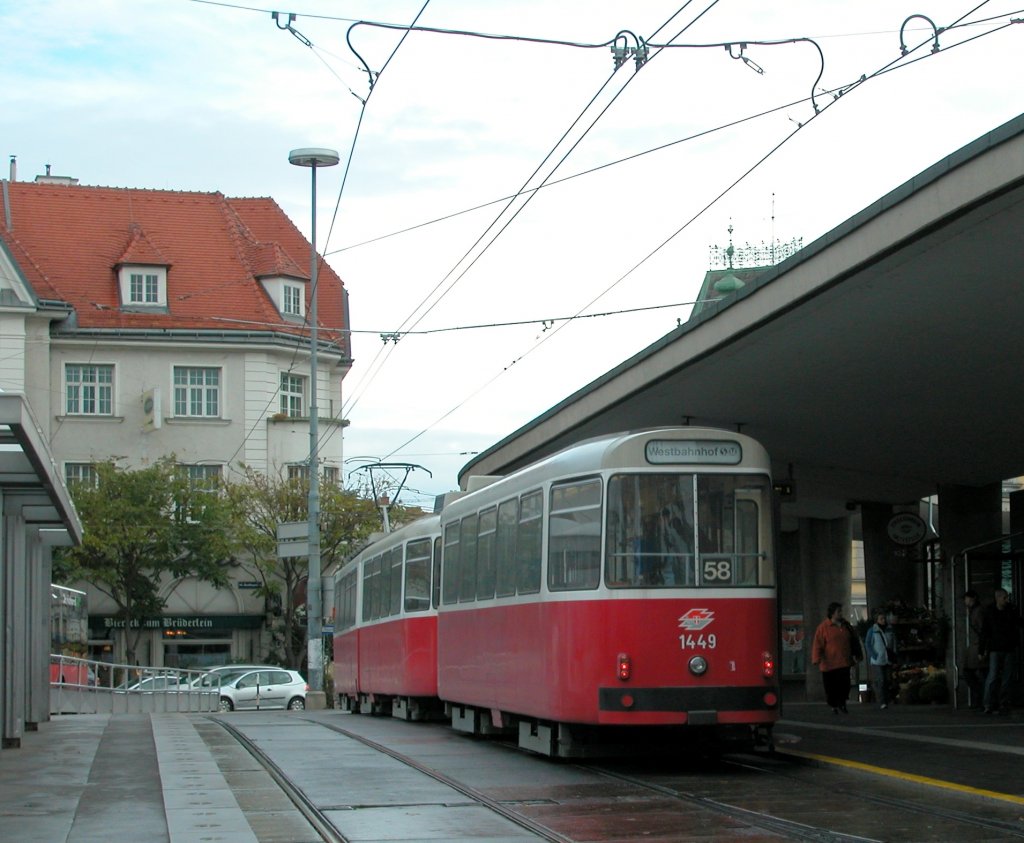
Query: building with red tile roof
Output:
[[0, 175, 352, 669]]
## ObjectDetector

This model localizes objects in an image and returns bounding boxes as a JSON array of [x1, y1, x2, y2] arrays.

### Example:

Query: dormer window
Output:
[[118, 264, 167, 308], [259, 275, 306, 320], [114, 224, 171, 310]]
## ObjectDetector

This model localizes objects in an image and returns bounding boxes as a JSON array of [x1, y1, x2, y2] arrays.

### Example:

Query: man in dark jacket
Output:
[[980, 588, 1024, 715]]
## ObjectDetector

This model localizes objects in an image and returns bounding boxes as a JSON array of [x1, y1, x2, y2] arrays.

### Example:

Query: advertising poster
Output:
[[781, 613, 805, 676]]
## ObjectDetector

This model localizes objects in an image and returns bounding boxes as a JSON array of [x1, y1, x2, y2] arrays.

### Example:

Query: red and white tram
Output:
[[333, 514, 442, 721], [334, 427, 779, 756]]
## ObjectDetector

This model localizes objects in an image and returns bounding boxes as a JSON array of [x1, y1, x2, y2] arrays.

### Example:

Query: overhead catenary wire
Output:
[[338, 1, 717, 423], [342, 1, 729, 460], [184, 0, 1019, 486], [369, 3, 1015, 465], [222, 2, 432, 476]]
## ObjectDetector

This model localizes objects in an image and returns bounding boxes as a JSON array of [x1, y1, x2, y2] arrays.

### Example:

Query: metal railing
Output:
[[49, 655, 221, 714]]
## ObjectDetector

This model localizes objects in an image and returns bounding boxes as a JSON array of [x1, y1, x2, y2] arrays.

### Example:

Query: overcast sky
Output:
[[3, 0, 1021, 508]]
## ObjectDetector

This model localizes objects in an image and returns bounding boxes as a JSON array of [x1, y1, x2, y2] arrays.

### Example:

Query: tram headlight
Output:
[[688, 655, 708, 676]]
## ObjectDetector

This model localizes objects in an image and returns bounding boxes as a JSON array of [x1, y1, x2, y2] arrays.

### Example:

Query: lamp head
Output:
[[288, 148, 340, 168]]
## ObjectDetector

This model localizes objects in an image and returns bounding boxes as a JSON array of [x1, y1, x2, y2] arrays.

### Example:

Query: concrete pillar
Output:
[[861, 502, 922, 614], [798, 516, 852, 702]]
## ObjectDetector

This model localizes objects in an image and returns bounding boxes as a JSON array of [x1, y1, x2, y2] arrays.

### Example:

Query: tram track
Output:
[[206, 714, 1024, 842], [211, 716, 350, 843], [586, 762, 880, 843], [211, 714, 573, 843]]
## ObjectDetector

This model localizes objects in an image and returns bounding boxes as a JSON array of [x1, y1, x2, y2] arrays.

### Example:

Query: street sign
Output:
[[277, 521, 310, 559], [276, 522, 308, 541], [277, 540, 309, 559]]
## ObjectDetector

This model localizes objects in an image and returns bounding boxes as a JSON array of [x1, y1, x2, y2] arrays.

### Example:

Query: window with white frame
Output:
[[65, 462, 99, 488], [287, 464, 309, 481], [65, 364, 114, 415], [118, 265, 167, 307], [283, 284, 303, 316], [280, 373, 305, 417], [323, 466, 340, 484], [180, 463, 222, 490], [130, 272, 160, 304], [173, 367, 221, 418]]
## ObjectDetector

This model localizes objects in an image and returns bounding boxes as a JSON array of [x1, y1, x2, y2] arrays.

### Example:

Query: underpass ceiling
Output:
[[461, 116, 1024, 522]]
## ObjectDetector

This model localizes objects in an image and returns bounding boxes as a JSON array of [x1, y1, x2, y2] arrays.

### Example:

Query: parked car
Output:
[[118, 674, 188, 692], [217, 669, 307, 712], [191, 664, 278, 689]]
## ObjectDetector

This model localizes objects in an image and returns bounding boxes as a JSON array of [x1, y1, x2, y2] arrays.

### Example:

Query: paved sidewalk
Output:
[[0, 714, 315, 843]]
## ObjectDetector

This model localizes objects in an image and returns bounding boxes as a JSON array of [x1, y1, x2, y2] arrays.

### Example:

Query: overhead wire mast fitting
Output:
[[611, 30, 649, 71]]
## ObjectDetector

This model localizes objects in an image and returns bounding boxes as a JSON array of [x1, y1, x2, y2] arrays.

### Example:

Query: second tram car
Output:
[[333, 427, 779, 756], [333, 514, 442, 720]]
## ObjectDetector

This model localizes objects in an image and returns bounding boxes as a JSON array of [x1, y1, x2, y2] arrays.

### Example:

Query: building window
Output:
[[173, 367, 220, 417], [118, 265, 166, 307], [65, 463, 99, 488], [283, 284, 303, 316], [287, 464, 309, 482], [180, 463, 222, 491], [280, 373, 305, 417], [65, 364, 113, 415], [323, 466, 340, 484], [130, 272, 160, 304]]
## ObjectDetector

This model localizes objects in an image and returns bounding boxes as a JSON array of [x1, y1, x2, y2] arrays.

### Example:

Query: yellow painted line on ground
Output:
[[779, 748, 1024, 806]]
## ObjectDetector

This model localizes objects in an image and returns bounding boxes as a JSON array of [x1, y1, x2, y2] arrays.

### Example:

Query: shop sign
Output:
[[887, 513, 927, 546], [89, 614, 264, 633]]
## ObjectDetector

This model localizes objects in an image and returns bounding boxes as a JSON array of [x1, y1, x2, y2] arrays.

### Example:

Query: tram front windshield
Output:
[[605, 473, 774, 588]]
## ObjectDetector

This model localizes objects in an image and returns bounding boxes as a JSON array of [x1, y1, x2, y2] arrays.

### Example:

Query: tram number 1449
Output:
[[679, 633, 717, 650]]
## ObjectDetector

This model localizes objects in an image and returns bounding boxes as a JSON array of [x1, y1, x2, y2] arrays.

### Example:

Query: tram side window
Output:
[[362, 555, 379, 621], [442, 523, 460, 604], [495, 498, 518, 598], [431, 537, 442, 609], [339, 571, 357, 629], [379, 551, 392, 618], [458, 514, 478, 603], [517, 490, 543, 594], [405, 538, 432, 612], [605, 473, 697, 588], [389, 546, 403, 616], [477, 508, 497, 600], [548, 478, 602, 591]]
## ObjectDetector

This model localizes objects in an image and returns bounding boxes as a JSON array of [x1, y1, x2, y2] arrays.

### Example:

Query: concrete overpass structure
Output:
[[0, 395, 82, 752], [461, 114, 1024, 702]]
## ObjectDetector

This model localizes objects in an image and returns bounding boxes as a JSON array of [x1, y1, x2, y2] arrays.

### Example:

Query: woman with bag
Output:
[[811, 602, 862, 713], [864, 609, 896, 709]]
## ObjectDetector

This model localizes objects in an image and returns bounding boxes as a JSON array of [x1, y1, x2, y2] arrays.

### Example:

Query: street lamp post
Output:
[[288, 147, 339, 708]]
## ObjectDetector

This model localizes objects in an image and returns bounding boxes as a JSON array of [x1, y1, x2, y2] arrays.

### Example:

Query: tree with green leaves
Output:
[[224, 466, 403, 671], [54, 457, 240, 666]]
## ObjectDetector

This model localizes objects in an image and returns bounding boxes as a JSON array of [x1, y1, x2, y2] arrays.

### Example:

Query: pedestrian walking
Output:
[[980, 588, 1023, 715], [811, 602, 862, 713], [962, 590, 985, 709]]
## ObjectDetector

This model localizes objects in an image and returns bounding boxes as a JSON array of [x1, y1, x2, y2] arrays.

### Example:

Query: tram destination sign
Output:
[[645, 440, 742, 465]]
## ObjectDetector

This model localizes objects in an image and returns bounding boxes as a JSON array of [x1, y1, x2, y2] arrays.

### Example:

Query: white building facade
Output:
[[0, 176, 351, 669]]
